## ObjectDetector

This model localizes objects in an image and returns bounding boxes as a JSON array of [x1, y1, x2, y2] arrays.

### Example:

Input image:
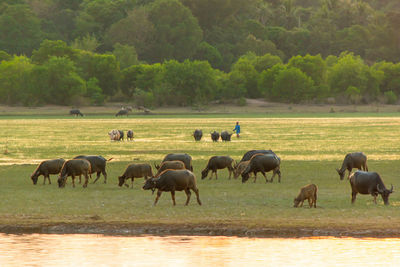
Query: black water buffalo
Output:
[[118, 163, 153, 188], [58, 159, 91, 188], [336, 152, 368, 180], [239, 150, 277, 163], [242, 154, 281, 183], [115, 109, 129, 117], [127, 130, 134, 141], [220, 131, 233, 141], [69, 109, 83, 117], [349, 171, 393, 205], [73, 155, 112, 184], [30, 158, 65, 185], [193, 129, 203, 141], [143, 169, 202, 206], [210, 131, 220, 142], [201, 156, 234, 180], [154, 160, 185, 177], [161, 153, 193, 171]]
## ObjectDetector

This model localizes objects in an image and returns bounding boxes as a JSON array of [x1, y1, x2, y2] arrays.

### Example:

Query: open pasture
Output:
[[0, 115, 400, 233]]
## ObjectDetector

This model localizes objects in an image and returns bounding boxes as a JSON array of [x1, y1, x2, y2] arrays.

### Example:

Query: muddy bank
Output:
[[1, 223, 400, 238]]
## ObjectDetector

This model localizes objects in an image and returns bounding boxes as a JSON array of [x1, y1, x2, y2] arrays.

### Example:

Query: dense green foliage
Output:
[[0, 0, 400, 106]]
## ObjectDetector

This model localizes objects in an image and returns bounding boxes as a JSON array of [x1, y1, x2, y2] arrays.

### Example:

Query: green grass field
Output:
[[1, 114, 400, 234]]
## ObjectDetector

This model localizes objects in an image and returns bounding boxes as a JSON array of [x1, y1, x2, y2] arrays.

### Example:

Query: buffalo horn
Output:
[[390, 184, 394, 193], [377, 183, 383, 193]]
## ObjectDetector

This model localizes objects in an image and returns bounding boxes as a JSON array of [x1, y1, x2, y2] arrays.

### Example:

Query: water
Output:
[[0, 234, 399, 267]]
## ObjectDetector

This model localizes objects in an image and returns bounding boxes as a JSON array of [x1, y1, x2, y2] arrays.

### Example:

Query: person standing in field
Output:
[[233, 121, 240, 138]]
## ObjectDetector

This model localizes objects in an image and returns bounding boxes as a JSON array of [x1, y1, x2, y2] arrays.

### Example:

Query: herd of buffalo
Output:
[[30, 140, 395, 206]]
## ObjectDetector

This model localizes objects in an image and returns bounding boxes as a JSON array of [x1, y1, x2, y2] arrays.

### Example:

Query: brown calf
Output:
[[293, 184, 318, 208], [118, 163, 153, 188]]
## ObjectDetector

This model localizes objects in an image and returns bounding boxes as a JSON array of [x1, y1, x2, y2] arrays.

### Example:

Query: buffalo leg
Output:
[[372, 193, 378, 204], [308, 197, 312, 208], [184, 188, 191, 206], [154, 190, 162, 206], [228, 167, 233, 180], [78, 175, 82, 184], [102, 171, 107, 184], [351, 191, 357, 204], [253, 173, 257, 183], [131, 178, 134, 189], [299, 200, 304, 207], [215, 171, 218, 180], [47, 175, 51, 185], [260, 171, 268, 183], [72, 175, 75, 188], [83, 173, 89, 188], [193, 188, 202, 205], [93, 172, 101, 184], [171, 191, 176, 206]]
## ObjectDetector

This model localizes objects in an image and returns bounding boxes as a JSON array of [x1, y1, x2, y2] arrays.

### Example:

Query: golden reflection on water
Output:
[[0, 234, 400, 267]]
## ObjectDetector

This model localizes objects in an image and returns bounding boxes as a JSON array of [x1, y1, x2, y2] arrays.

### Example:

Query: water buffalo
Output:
[[337, 152, 368, 180], [118, 163, 153, 188], [239, 150, 277, 163], [58, 159, 91, 188], [69, 109, 83, 117], [349, 171, 393, 205], [294, 184, 318, 208], [211, 131, 220, 142], [115, 109, 129, 117], [108, 129, 124, 141], [201, 156, 234, 180], [193, 129, 203, 141], [233, 160, 259, 181], [127, 130, 134, 141], [220, 131, 233, 141], [143, 169, 202, 206], [30, 158, 65, 185], [161, 153, 193, 171], [153, 160, 185, 177], [73, 155, 112, 184], [242, 154, 281, 183]]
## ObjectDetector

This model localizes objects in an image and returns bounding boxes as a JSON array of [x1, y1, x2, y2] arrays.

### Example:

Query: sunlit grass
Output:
[[0, 115, 400, 231]]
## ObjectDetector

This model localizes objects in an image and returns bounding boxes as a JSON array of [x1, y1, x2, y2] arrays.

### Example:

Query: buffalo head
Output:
[[143, 178, 157, 193], [31, 171, 39, 185], [201, 169, 208, 179], [336, 168, 345, 180], [118, 175, 126, 187], [57, 175, 67, 188], [377, 184, 394, 205]]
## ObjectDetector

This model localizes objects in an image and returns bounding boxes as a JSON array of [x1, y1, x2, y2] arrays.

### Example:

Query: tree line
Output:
[[0, 0, 400, 106]]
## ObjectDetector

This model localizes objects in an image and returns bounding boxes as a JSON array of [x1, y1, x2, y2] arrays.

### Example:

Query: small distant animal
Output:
[[193, 129, 203, 141], [211, 131, 220, 142], [69, 109, 83, 117], [239, 150, 277, 163], [161, 153, 193, 171], [294, 184, 318, 208], [108, 129, 124, 141], [118, 163, 153, 188], [153, 160, 186, 177], [349, 171, 393, 205], [115, 109, 129, 117], [127, 130, 134, 141], [220, 131, 233, 141], [30, 158, 65, 185], [142, 169, 202, 206], [336, 152, 368, 180], [201, 156, 234, 180], [242, 154, 281, 183], [58, 159, 91, 188], [73, 155, 112, 184]]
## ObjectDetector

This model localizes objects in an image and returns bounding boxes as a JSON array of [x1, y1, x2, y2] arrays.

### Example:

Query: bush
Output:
[[384, 90, 398, 104], [237, 97, 247, 106]]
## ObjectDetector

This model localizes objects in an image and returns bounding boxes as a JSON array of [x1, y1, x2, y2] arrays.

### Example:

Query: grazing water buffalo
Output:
[[220, 131, 233, 141], [193, 129, 203, 141], [127, 130, 134, 141], [337, 152, 368, 180], [118, 163, 153, 188], [58, 159, 91, 188], [73, 155, 112, 184], [115, 109, 129, 117], [349, 171, 393, 205], [294, 184, 318, 208], [242, 154, 281, 183], [201, 156, 234, 180], [210, 131, 220, 142], [239, 150, 277, 163], [69, 109, 83, 117], [31, 158, 65, 185], [143, 169, 202, 206], [108, 129, 124, 141], [161, 153, 193, 171], [154, 160, 185, 177]]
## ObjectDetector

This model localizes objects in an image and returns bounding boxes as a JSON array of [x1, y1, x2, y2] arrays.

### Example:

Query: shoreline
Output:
[[1, 223, 400, 238]]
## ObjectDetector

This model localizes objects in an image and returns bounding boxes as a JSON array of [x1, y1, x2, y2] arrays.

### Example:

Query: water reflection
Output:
[[0, 234, 399, 266]]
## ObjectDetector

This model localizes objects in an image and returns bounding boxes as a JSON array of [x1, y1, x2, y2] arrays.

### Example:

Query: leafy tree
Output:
[[192, 42, 223, 69], [230, 57, 260, 98], [252, 53, 283, 73], [0, 50, 11, 61], [32, 40, 78, 64], [258, 63, 286, 99], [86, 77, 104, 105], [71, 33, 100, 52], [288, 54, 326, 86], [373, 62, 400, 95], [112, 43, 138, 70], [0, 4, 43, 55], [148, 0, 203, 62]]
